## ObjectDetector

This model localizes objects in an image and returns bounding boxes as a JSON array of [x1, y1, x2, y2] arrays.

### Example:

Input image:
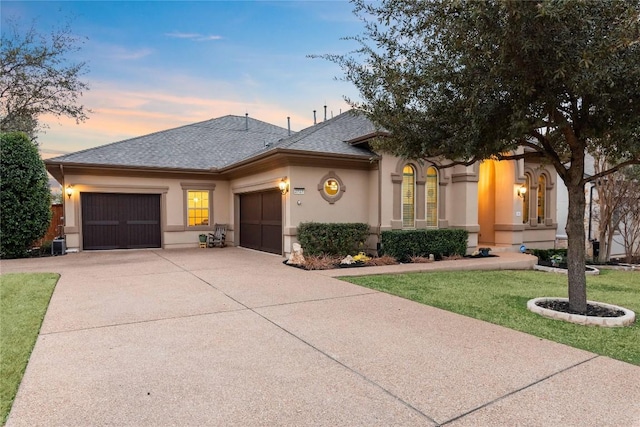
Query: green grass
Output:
[[1, 273, 58, 425], [342, 269, 640, 365]]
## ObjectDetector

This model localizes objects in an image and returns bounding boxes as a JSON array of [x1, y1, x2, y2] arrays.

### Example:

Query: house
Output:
[[556, 154, 627, 259], [45, 111, 558, 256]]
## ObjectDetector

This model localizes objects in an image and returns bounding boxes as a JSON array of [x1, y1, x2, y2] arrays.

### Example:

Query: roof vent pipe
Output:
[[287, 117, 291, 136], [245, 113, 249, 131], [313, 110, 317, 125], [324, 105, 327, 121]]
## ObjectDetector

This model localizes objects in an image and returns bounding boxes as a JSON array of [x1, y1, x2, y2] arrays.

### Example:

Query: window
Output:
[[425, 166, 438, 227], [523, 174, 530, 224], [187, 190, 209, 226], [317, 171, 346, 203], [537, 175, 546, 224], [402, 165, 415, 228], [324, 179, 340, 196]]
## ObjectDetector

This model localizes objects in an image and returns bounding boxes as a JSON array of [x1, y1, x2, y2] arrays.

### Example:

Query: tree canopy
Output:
[[0, 17, 90, 139], [325, 0, 640, 312]]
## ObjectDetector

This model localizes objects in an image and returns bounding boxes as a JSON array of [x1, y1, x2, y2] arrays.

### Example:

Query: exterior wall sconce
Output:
[[279, 178, 289, 195], [517, 185, 527, 199], [65, 185, 74, 199]]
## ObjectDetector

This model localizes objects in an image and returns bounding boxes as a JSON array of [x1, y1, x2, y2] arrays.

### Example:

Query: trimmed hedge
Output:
[[380, 229, 468, 262], [297, 222, 370, 256]]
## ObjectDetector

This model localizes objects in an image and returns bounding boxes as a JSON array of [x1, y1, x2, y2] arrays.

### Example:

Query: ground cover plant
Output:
[[342, 270, 639, 365], [0, 273, 58, 424]]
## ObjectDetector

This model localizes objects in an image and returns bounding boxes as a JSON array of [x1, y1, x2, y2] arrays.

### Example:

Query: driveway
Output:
[[2, 248, 639, 426]]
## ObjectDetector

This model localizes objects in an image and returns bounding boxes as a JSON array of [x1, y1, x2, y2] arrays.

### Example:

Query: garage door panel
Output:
[[261, 192, 281, 222], [261, 225, 282, 254], [82, 193, 161, 250]]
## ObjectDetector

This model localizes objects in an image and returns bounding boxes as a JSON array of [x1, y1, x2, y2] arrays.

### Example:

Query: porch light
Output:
[[517, 185, 527, 198], [279, 178, 289, 195], [65, 185, 74, 199]]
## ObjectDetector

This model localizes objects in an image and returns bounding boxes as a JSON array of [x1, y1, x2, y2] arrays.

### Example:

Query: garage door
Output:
[[82, 193, 161, 250], [239, 190, 282, 255]]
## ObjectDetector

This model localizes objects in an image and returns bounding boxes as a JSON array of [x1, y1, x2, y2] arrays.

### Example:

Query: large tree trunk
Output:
[[565, 182, 588, 313]]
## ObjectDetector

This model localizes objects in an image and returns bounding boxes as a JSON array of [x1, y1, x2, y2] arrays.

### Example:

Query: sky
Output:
[[1, 1, 366, 158]]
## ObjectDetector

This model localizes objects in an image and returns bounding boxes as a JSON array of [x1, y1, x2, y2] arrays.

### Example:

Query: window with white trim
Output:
[[187, 190, 209, 226], [402, 165, 415, 228], [425, 166, 438, 227]]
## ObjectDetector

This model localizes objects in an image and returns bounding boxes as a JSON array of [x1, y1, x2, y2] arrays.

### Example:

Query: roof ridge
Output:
[[276, 110, 352, 150], [48, 115, 289, 162]]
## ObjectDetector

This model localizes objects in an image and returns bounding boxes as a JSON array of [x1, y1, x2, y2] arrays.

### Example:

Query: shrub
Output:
[[1, 132, 51, 258], [529, 248, 568, 262], [297, 222, 370, 256], [380, 229, 468, 262]]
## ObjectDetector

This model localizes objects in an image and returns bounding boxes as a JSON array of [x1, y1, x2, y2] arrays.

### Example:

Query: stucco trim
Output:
[[494, 223, 526, 232], [180, 182, 217, 191], [232, 177, 282, 193], [451, 224, 481, 232], [73, 184, 169, 194], [451, 173, 479, 183]]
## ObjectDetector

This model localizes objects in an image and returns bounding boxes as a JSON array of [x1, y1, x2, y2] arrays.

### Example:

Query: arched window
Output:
[[523, 174, 530, 224], [402, 165, 415, 228], [425, 166, 438, 227], [537, 175, 546, 223]]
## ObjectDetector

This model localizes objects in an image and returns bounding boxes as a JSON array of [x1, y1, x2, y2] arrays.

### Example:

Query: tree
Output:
[[324, 0, 640, 313], [616, 166, 640, 263], [0, 17, 90, 140], [0, 132, 52, 258], [590, 152, 635, 262]]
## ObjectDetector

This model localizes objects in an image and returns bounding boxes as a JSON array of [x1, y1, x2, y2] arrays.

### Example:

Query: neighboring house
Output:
[[45, 111, 558, 256], [556, 154, 626, 258]]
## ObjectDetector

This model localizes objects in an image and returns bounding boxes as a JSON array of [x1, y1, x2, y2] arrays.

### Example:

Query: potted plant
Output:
[[479, 247, 491, 257], [198, 234, 207, 243]]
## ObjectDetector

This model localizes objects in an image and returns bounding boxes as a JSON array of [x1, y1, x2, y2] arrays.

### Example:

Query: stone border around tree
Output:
[[533, 264, 600, 275], [527, 297, 636, 327]]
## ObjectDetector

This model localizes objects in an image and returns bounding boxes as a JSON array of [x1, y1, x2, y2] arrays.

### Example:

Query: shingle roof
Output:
[[46, 111, 379, 171], [47, 115, 291, 170], [264, 110, 377, 158]]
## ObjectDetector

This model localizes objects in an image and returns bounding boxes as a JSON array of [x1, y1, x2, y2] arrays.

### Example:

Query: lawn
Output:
[[0, 273, 58, 425], [342, 269, 640, 365]]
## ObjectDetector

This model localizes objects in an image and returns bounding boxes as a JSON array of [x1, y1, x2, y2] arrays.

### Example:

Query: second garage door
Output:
[[239, 190, 282, 255], [82, 193, 161, 250]]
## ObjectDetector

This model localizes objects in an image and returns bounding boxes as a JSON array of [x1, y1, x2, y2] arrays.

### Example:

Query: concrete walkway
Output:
[[1, 248, 638, 426]]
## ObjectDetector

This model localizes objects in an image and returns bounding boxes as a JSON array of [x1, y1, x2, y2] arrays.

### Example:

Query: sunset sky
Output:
[[2, 1, 365, 158]]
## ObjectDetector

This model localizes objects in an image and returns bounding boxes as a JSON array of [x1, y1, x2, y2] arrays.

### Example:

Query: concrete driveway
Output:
[[2, 248, 639, 426]]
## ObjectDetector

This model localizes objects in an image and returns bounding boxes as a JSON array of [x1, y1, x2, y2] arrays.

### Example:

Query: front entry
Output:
[[478, 160, 496, 245], [239, 190, 282, 255]]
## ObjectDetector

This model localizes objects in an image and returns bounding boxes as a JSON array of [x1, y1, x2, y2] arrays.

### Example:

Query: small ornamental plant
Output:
[[550, 254, 564, 267], [352, 252, 371, 263]]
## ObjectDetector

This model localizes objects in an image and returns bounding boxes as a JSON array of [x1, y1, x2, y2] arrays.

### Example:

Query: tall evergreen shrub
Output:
[[1, 132, 51, 258]]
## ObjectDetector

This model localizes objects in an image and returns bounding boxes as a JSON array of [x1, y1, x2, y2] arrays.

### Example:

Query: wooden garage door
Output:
[[82, 193, 161, 250], [240, 190, 282, 254]]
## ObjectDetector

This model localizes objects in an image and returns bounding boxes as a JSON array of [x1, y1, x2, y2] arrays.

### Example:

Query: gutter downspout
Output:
[[377, 156, 382, 254]]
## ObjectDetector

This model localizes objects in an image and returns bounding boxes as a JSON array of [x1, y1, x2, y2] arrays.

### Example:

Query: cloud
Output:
[[165, 32, 223, 42]]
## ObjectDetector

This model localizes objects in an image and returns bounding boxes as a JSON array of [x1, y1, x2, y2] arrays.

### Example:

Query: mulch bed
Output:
[[535, 300, 625, 318]]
